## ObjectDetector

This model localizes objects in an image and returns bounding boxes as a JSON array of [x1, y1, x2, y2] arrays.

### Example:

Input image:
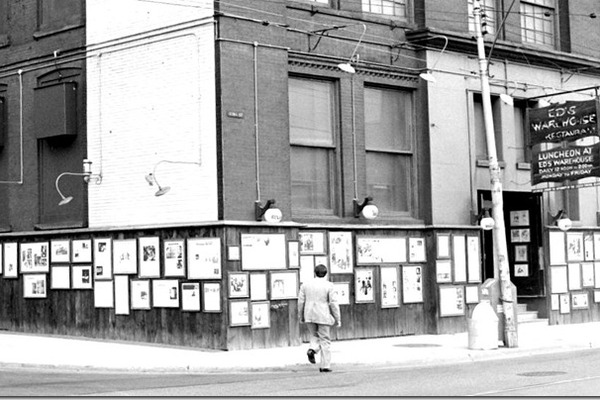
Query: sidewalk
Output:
[[0, 321, 599, 373]]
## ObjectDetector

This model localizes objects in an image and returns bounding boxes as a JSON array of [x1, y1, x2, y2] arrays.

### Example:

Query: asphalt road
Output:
[[2, 348, 600, 396]]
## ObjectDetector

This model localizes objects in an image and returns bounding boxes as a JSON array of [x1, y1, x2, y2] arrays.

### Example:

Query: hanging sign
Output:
[[532, 143, 600, 185], [528, 99, 599, 145]]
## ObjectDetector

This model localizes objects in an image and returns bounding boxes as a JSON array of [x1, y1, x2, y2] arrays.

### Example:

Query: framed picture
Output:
[[581, 262, 595, 287], [328, 232, 353, 274], [240, 234, 286, 270], [584, 233, 594, 261], [549, 231, 566, 265], [50, 240, 70, 263], [50, 265, 70, 289], [164, 239, 185, 277], [114, 275, 130, 315], [299, 255, 315, 284], [354, 268, 375, 303], [3, 242, 18, 278], [229, 300, 250, 327], [380, 266, 400, 308], [571, 292, 589, 310], [466, 236, 481, 283], [250, 273, 268, 301], [568, 263, 582, 291], [130, 279, 151, 310], [453, 235, 467, 283], [332, 282, 351, 305], [566, 232, 584, 262], [94, 280, 114, 308], [551, 294, 559, 311], [228, 246, 240, 261], [0, 243, 3, 274], [595, 290, 600, 304], [20, 242, 49, 273], [436, 260, 452, 283], [436, 233, 450, 259], [550, 265, 568, 294], [595, 232, 600, 261], [595, 262, 600, 289], [402, 265, 423, 304], [251, 301, 270, 329], [356, 237, 406, 264], [314, 255, 328, 269], [559, 293, 570, 314], [228, 271, 250, 298], [152, 279, 180, 308], [514, 264, 529, 277], [270, 270, 299, 300], [202, 282, 222, 313], [298, 231, 327, 255], [439, 286, 465, 317], [187, 237, 222, 279], [408, 237, 426, 262], [113, 239, 137, 275], [23, 274, 47, 298], [181, 282, 201, 312], [71, 265, 93, 290], [138, 236, 160, 278], [72, 239, 92, 263], [287, 241, 300, 269], [465, 285, 479, 304], [514, 245, 528, 262], [93, 238, 113, 281], [509, 210, 529, 226]]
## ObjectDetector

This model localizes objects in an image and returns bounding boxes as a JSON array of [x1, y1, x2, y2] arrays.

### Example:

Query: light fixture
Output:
[[478, 208, 495, 230], [552, 210, 572, 232], [145, 160, 201, 197], [417, 35, 449, 83], [336, 23, 367, 74], [255, 199, 282, 223], [56, 159, 102, 206], [353, 197, 379, 219]]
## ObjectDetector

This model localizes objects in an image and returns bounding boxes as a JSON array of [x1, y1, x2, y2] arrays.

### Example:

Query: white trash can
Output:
[[468, 301, 499, 350]]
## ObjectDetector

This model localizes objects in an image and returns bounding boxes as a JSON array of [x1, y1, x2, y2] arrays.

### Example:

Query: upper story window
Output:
[[473, 92, 503, 163], [289, 77, 338, 215], [38, 0, 83, 32], [468, 0, 497, 36], [513, 99, 532, 165], [520, 0, 555, 47], [362, 0, 407, 18], [364, 86, 414, 215]]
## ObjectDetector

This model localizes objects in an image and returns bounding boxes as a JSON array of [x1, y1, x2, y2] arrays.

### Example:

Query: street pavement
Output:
[[0, 320, 599, 373]]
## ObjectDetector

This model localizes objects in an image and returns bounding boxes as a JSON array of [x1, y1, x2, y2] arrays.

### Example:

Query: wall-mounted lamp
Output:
[[478, 208, 495, 230], [552, 210, 572, 232], [337, 23, 367, 74], [56, 159, 102, 206], [145, 160, 201, 197], [353, 197, 379, 219], [255, 199, 282, 223], [417, 35, 449, 83]]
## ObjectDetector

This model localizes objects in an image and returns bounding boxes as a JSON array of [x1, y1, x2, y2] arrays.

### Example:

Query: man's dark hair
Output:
[[315, 264, 327, 278]]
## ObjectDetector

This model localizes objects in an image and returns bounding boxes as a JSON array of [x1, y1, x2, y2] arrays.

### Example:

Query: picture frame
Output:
[[130, 279, 151, 310], [152, 279, 180, 308], [595, 232, 600, 261], [94, 280, 114, 308], [408, 237, 426, 262], [514, 264, 528, 277], [328, 232, 353, 274], [250, 273, 268, 301], [20, 242, 49, 274], [581, 262, 595, 287], [559, 293, 570, 314], [568, 263, 582, 291], [23, 274, 47, 298], [229, 300, 250, 327], [332, 282, 351, 305], [93, 238, 113, 281], [354, 268, 375, 303], [50, 240, 70, 263], [550, 265, 568, 294], [402, 265, 424, 304], [0, 243, 3, 275], [114, 275, 130, 315], [466, 235, 481, 283], [465, 285, 479, 304], [571, 292, 589, 310], [298, 231, 327, 255], [181, 282, 201, 312], [566, 232, 584, 262], [71, 265, 93, 290], [299, 255, 315, 284], [251, 301, 271, 329], [595, 262, 600, 289], [138, 236, 160, 278], [314, 255, 328, 269], [113, 239, 137, 275], [3, 242, 18, 278], [551, 294, 559, 311], [71, 239, 92, 263], [514, 245, 528, 262], [439, 286, 465, 317], [228, 271, 250, 298], [240, 234, 286, 270], [287, 241, 300, 269], [549, 231, 566, 265], [50, 265, 70, 290], [227, 246, 240, 261], [380, 266, 400, 308], [436, 233, 450, 259], [187, 237, 222, 280], [584, 233, 594, 261], [595, 290, 600, 304], [164, 239, 186, 277], [269, 270, 299, 300], [436, 260, 452, 283], [452, 235, 467, 283], [509, 210, 529, 226], [356, 237, 407, 265], [202, 282, 222, 313]]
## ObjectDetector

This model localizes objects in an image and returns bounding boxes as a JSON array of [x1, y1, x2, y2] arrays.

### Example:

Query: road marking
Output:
[[468, 374, 600, 396]]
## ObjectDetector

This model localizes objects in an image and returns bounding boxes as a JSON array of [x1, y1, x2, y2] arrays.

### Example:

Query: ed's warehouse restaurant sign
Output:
[[532, 143, 600, 184]]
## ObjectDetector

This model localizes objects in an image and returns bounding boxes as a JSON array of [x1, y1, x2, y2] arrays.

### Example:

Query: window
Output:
[[520, 0, 555, 47], [364, 86, 414, 214], [362, 0, 407, 18], [513, 100, 531, 164], [563, 189, 580, 221], [38, 0, 83, 32], [289, 77, 338, 214], [468, 0, 496, 36], [473, 93, 503, 162]]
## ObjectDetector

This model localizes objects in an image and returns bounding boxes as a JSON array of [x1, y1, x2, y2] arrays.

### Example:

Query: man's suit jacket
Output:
[[298, 277, 341, 326]]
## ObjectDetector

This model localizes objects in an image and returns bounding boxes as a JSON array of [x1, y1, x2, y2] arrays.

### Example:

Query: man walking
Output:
[[298, 264, 341, 372]]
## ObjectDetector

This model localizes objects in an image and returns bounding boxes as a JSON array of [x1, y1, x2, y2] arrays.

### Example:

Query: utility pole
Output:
[[473, 0, 518, 347]]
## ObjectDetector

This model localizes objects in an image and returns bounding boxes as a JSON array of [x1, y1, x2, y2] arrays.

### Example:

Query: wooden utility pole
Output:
[[473, 0, 518, 347]]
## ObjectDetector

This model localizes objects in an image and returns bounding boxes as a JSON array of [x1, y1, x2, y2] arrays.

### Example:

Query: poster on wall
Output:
[[550, 266, 568, 294], [138, 236, 160, 278], [50, 240, 70, 264], [436, 234, 450, 259], [439, 286, 465, 317], [549, 231, 566, 265], [436, 260, 452, 283], [332, 282, 351, 305], [452, 235, 467, 283], [584, 234, 595, 261], [466, 236, 481, 283], [380, 266, 399, 308], [130, 279, 151, 310], [228, 272, 249, 298], [152, 279, 180, 308], [202, 282, 222, 313], [3, 243, 18, 278], [181, 282, 201, 312], [356, 237, 406, 265], [465, 285, 479, 304], [299, 255, 315, 284], [50, 265, 70, 290], [328, 232, 353, 274], [408, 238, 426, 262], [114, 275, 130, 315], [251, 301, 270, 329], [568, 263, 582, 290], [595, 233, 600, 261], [572, 292, 589, 309], [229, 300, 250, 327], [270, 271, 298, 300], [514, 264, 529, 277], [559, 293, 570, 314], [551, 294, 559, 311], [164, 239, 185, 277], [93, 238, 113, 281], [94, 280, 114, 308], [113, 239, 138, 275], [402, 265, 423, 304], [72, 239, 92, 263], [23, 274, 47, 298], [20, 242, 49, 274], [287, 241, 300, 269], [567, 232, 584, 262], [509, 210, 529, 226], [71, 265, 93, 290], [355, 268, 374, 303], [249, 273, 268, 301], [298, 231, 327, 255], [595, 262, 600, 289], [240, 234, 286, 270], [187, 238, 222, 279], [581, 262, 595, 287]]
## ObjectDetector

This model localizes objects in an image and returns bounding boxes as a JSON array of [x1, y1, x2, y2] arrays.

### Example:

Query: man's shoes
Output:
[[307, 349, 316, 364], [319, 368, 332, 373]]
